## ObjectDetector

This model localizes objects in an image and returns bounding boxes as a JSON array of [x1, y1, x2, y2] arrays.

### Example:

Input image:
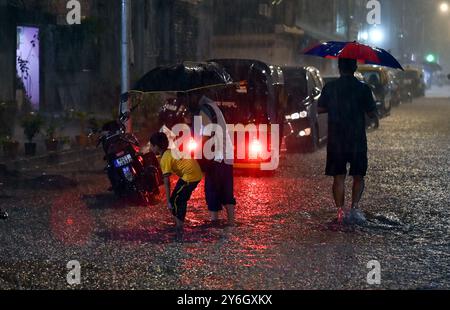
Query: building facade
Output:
[[210, 0, 370, 74], [1, 0, 445, 117], [0, 0, 213, 114]]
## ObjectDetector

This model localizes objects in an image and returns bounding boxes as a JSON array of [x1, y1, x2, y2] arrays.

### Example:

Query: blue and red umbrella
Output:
[[304, 41, 404, 70]]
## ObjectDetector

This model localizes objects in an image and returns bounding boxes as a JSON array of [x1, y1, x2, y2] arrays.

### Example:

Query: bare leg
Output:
[[352, 176, 365, 209], [224, 204, 235, 226], [210, 211, 219, 221], [174, 217, 184, 230], [333, 175, 346, 209]]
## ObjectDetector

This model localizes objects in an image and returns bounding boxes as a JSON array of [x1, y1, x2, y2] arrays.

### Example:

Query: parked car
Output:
[[397, 67, 427, 98], [358, 65, 400, 117], [394, 71, 413, 103], [283, 66, 326, 153], [136, 60, 285, 171]]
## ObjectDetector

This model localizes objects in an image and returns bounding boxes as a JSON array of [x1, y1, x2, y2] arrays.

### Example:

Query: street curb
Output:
[[0, 148, 104, 173]]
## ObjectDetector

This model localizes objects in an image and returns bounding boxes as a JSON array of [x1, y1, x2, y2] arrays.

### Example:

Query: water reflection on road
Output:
[[0, 98, 449, 289]]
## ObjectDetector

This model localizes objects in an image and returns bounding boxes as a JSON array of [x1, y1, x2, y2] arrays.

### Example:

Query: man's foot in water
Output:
[[337, 208, 350, 223], [343, 208, 367, 225], [224, 205, 236, 227]]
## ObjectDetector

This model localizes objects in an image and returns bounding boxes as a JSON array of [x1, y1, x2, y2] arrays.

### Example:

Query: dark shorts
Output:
[[326, 151, 368, 176], [205, 161, 236, 212], [170, 179, 200, 222]]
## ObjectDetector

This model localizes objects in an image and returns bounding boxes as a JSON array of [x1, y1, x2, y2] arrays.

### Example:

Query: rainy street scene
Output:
[[0, 0, 449, 294]]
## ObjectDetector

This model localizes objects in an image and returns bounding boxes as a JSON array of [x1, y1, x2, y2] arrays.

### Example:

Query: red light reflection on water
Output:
[[175, 175, 302, 288], [50, 192, 94, 246]]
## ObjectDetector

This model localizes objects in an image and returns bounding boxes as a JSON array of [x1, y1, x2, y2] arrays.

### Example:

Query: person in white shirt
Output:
[[188, 94, 236, 226]]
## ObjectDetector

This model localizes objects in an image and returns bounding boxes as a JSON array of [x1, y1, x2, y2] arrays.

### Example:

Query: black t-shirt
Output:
[[318, 76, 376, 153]]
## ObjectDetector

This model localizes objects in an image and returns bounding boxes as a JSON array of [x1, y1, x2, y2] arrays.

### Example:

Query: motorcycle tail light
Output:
[[188, 138, 198, 152]]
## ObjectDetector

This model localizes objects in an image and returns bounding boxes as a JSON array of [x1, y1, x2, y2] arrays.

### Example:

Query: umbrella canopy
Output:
[[133, 62, 233, 92], [422, 61, 442, 72], [304, 41, 404, 70]]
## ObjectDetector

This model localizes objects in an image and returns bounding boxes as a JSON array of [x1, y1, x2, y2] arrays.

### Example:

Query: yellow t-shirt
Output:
[[160, 150, 203, 183]]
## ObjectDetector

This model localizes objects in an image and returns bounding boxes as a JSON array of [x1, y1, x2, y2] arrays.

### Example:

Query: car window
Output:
[[284, 72, 307, 98], [361, 71, 382, 85]]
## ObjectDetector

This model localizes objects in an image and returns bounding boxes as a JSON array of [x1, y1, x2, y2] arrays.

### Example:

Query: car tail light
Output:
[[249, 139, 262, 159]]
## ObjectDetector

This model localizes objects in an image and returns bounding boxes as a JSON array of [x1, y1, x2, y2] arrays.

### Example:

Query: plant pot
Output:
[[45, 139, 59, 152], [24, 142, 37, 156], [3, 141, 19, 159], [60, 137, 71, 151], [76, 135, 89, 147], [88, 134, 100, 147], [62, 144, 71, 151]]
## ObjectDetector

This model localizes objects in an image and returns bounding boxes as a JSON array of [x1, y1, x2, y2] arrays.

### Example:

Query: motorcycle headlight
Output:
[[299, 111, 308, 119]]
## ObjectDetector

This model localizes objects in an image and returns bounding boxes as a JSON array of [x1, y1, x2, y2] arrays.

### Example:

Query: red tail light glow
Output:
[[188, 138, 198, 152], [249, 139, 263, 159]]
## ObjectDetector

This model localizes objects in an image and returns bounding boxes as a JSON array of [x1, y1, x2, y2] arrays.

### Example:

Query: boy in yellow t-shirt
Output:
[[150, 132, 202, 230]]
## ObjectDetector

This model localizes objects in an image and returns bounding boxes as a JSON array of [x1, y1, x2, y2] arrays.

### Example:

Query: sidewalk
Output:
[[0, 147, 103, 174], [1, 117, 105, 174]]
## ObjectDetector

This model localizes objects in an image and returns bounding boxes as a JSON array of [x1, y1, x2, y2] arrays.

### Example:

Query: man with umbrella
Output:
[[306, 41, 403, 225], [318, 58, 377, 224]]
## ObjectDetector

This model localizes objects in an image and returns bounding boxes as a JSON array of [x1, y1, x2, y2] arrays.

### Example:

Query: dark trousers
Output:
[[205, 161, 236, 212], [170, 179, 200, 222]]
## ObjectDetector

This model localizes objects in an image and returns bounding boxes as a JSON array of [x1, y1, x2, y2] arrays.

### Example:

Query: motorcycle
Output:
[[96, 111, 162, 205]]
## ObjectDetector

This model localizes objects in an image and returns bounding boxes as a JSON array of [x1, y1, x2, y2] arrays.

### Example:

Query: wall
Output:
[[0, 5, 16, 103]]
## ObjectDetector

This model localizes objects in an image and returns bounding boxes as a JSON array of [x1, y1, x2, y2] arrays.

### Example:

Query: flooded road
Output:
[[0, 97, 449, 289]]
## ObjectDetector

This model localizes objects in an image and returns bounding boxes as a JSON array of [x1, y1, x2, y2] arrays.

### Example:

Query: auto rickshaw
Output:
[[358, 65, 400, 117], [396, 67, 426, 98], [130, 60, 283, 171], [209, 59, 287, 170]]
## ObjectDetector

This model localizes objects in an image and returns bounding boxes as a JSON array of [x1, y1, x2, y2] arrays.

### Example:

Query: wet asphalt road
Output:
[[0, 97, 449, 290]]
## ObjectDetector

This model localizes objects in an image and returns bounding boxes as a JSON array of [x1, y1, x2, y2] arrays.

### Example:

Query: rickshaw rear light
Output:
[[249, 140, 263, 158]]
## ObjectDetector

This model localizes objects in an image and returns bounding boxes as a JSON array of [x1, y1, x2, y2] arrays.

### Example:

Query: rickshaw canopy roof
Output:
[[209, 59, 285, 86], [133, 61, 233, 93]]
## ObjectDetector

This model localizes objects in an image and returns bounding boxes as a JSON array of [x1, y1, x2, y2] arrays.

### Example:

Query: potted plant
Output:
[[87, 116, 103, 146], [54, 109, 74, 151], [0, 101, 19, 158], [45, 121, 59, 153], [21, 112, 43, 156], [74, 111, 89, 147], [60, 136, 71, 151], [1, 136, 20, 159]]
